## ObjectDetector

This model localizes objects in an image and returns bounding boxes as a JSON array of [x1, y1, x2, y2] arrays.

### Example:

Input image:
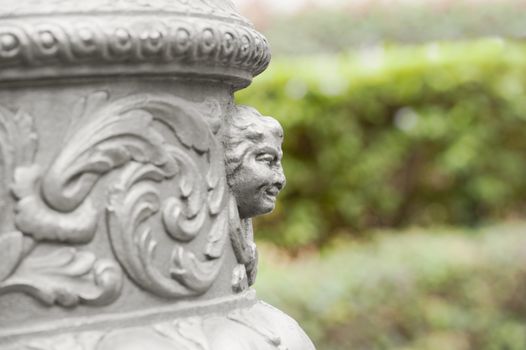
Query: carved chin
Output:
[[260, 195, 277, 213], [251, 195, 277, 217], [255, 204, 275, 217], [237, 197, 276, 219]]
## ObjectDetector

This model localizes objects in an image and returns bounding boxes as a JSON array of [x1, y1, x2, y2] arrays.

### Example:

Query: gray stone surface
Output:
[[0, 1, 315, 349]]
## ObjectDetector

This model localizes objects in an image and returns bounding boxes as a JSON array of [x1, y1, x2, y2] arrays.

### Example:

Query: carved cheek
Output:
[[234, 161, 263, 198], [256, 163, 275, 187], [244, 159, 265, 182]]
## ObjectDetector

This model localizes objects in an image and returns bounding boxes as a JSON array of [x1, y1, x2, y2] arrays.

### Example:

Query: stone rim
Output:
[[0, 13, 271, 88]]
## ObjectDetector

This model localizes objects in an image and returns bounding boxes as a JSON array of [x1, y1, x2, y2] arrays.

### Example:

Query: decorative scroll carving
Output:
[[13, 164, 100, 244], [14, 91, 176, 244], [0, 231, 24, 282], [0, 105, 37, 232], [0, 248, 123, 307], [1, 91, 228, 305], [0, 105, 37, 290], [106, 162, 228, 297], [0, 101, 125, 307], [95, 93, 229, 298]]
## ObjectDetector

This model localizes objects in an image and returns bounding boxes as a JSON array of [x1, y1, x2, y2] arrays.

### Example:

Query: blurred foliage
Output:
[[236, 39, 526, 248], [262, 2, 526, 55], [255, 222, 526, 350]]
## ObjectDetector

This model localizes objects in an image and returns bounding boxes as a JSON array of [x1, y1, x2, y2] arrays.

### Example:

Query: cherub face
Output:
[[229, 131, 285, 219], [224, 106, 286, 219]]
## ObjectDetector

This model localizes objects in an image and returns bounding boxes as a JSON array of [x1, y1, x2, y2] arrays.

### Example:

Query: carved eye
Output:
[[256, 153, 275, 165]]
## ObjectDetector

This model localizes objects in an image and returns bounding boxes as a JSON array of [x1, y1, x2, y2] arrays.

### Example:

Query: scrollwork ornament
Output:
[[100, 92, 229, 297], [1, 91, 229, 306], [0, 101, 125, 307], [11, 91, 229, 298], [0, 231, 25, 282], [0, 104, 37, 283], [0, 248, 123, 307]]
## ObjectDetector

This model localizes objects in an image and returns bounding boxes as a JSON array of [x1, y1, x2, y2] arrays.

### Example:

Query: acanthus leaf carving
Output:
[[12, 164, 99, 243], [0, 99, 126, 307], [106, 134, 228, 297], [0, 247, 123, 307], [106, 162, 190, 298], [0, 105, 37, 233], [50, 91, 230, 299], [0, 104, 38, 283], [161, 145, 208, 242], [169, 241, 223, 292], [206, 143, 227, 216], [14, 91, 177, 245], [162, 196, 208, 242], [205, 206, 229, 259], [1, 91, 229, 305], [0, 231, 25, 281]]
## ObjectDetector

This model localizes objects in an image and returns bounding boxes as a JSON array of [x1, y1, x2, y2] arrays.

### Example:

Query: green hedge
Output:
[[236, 39, 526, 248], [255, 222, 526, 350]]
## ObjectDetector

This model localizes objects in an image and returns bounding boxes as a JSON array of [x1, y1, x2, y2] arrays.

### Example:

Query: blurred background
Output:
[[232, 1, 526, 349]]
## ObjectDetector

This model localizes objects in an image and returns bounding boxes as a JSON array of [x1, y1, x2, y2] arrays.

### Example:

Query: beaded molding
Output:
[[0, 15, 270, 84]]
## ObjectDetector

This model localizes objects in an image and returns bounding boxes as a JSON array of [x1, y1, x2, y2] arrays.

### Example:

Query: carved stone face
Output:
[[224, 106, 286, 219], [229, 128, 285, 219]]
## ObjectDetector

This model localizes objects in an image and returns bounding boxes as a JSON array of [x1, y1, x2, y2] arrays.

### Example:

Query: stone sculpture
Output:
[[224, 105, 286, 288], [0, 0, 316, 349]]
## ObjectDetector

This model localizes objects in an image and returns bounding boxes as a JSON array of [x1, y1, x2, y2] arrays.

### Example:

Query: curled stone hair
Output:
[[223, 105, 283, 186]]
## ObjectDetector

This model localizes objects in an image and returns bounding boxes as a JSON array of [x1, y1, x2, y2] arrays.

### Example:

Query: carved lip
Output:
[[264, 186, 279, 199]]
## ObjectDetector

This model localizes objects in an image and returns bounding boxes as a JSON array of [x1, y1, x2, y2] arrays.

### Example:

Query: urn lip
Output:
[[0, 1, 271, 89], [0, 0, 245, 20]]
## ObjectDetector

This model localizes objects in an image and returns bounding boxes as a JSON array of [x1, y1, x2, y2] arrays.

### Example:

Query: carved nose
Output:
[[274, 170, 286, 190]]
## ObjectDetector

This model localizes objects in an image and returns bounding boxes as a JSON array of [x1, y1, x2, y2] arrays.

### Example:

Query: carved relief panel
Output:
[[0, 91, 233, 307]]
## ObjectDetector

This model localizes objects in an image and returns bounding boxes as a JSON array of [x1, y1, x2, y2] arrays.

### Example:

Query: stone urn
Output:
[[0, 1, 316, 349]]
